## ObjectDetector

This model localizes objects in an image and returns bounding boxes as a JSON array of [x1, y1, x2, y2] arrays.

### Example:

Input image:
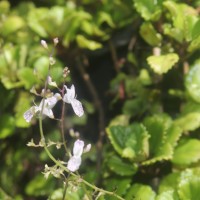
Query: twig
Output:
[[60, 82, 70, 156], [108, 40, 120, 73], [76, 56, 105, 178]]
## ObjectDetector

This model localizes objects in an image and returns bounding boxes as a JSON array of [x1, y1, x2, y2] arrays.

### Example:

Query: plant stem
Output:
[[38, 117, 124, 200]]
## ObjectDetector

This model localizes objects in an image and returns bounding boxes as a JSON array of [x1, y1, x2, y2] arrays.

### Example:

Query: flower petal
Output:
[[23, 106, 35, 122], [67, 156, 81, 172], [73, 139, 84, 157], [71, 99, 84, 117], [63, 85, 75, 103]]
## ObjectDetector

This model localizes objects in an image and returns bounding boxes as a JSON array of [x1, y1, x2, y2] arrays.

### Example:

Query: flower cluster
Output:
[[24, 38, 90, 173], [24, 83, 84, 122]]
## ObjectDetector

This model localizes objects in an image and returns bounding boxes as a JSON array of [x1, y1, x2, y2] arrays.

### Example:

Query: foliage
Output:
[[1, 0, 200, 199]]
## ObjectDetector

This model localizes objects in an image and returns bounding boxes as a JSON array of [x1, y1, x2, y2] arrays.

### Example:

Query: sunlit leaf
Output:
[[158, 172, 180, 193], [147, 53, 179, 75], [76, 35, 102, 50], [1, 16, 25, 36], [172, 139, 200, 166], [163, 1, 198, 42], [188, 35, 200, 52], [108, 115, 130, 127], [174, 112, 200, 132], [178, 168, 200, 200], [140, 22, 162, 46], [27, 8, 48, 37], [134, 0, 162, 21], [156, 190, 179, 200], [192, 19, 200, 40], [0, 0, 10, 14], [185, 59, 200, 102], [125, 184, 156, 200]]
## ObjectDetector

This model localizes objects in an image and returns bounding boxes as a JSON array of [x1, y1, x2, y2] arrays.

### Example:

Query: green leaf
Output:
[[125, 184, 156, 200], [142, 115, 174, 165], [123, 98, 147, 117], [106, 154, 138, 176], [188, 35, 200, 52], [192, 19, 200, 39], [185, 59, 200, 102], [1, 16, 25, 36], [25, 174, 55, 196], [163, 23, 183, 43], [27, 8, 48, 37], [140, 22, 162, 46], [156, 190, 179, 200], [163, 1, 198, 42], [147, 53, 179, 75], [33, 56, 49, 79], [108, 115, 130, 126], [134, 0, 162, 21], [17, 68, 37, 89], [76, 35, 102, 50], [0, 114, 15, 139], [139, 69, 152, 86], [0, 188, 12, 200], [174, 112, 200, 132], [14, 92, 32, 128], [106, 123, 149, 162], [159, 172, 180, 193], [40, 6, 65, 37], [159, 168, 200, 200], [172, 139, 200, 166], [144, 114, 171, 153], [1, 77, 23, 89], [0, 0, 10, 14], [97, 11, 115, 27], [165, 124, 182, 148], [104, 178, 131, 198], [178, 168, 200, 200]]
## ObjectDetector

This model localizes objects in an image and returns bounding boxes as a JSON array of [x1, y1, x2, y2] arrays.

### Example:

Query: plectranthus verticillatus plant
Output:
[[24, 38, 124, 200]]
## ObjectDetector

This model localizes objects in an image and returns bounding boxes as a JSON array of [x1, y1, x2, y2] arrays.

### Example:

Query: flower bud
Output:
[[41, 40, 48, 49]]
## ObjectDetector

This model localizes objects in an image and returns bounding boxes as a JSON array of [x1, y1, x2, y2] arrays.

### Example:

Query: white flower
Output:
[[67, 139, 91, 172], [24, 93, 61, 122], [63, 85, 84, 117]]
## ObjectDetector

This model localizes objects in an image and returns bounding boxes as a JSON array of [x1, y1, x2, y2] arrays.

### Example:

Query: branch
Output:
[[76, 56, 105, 177]]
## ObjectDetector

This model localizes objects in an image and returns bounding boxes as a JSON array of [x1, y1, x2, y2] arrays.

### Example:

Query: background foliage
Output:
[[1, 0, 200, 199]]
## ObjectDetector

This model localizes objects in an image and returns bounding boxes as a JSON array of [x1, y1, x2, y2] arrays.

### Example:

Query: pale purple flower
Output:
[[67, 139, 91, 172], [24, 93, 61, 122], [63, 85, 84, 117]]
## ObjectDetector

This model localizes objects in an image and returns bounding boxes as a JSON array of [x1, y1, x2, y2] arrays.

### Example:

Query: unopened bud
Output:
[[63, 67, 70, 78], [153, 47, 161, 56], [41, 40, 48, 49], [49, 56, 56, 65], [53, 38, 59, 46], [84, 144, 91, 153]]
